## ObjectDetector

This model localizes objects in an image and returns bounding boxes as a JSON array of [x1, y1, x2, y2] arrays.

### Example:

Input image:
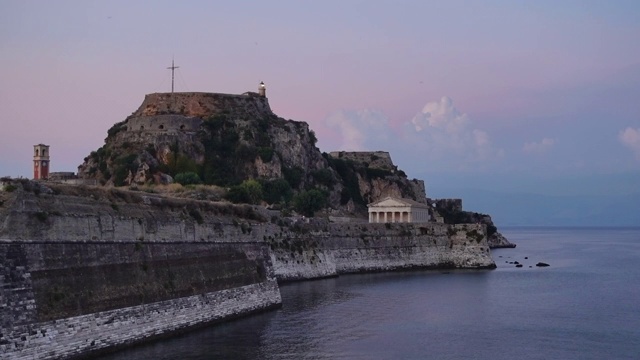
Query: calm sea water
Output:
[[97, 227, 640, 360]]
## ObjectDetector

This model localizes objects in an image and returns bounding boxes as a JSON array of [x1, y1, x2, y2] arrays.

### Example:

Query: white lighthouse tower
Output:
[[258, 81, 266, 97]]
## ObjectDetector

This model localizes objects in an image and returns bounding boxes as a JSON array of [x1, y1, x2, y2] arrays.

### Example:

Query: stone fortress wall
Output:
[[121, 92, 274, 136], [0, 187, 494, 359], [126, 115, 203, 133], [329, 151, 396, 171], [133, 92, 273, 120]]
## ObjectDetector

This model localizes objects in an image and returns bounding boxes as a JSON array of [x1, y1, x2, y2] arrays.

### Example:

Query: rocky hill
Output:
[[77, 91, 427, 215]]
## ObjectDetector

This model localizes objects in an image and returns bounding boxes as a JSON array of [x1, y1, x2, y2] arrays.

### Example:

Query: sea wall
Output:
[[0, 241, 281, 360], [267, 222, 495, 282], [0, 188, 496, 359]]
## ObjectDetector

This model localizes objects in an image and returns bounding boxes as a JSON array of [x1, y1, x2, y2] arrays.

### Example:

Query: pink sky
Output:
[[1, 0, 639, 198]]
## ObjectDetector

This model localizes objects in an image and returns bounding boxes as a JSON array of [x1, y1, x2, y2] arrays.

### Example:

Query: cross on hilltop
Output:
[[167, 59, 179, 93]]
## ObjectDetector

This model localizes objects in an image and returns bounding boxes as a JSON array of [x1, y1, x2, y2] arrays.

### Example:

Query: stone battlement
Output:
[[328, 151, 396, 171], [132, 92, 273, 120]]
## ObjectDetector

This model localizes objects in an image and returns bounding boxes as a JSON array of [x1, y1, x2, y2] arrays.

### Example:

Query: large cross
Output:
[[167, 59, 179, 93]]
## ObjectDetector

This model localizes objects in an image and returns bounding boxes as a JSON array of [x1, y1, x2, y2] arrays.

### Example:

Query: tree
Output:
[[226, 179, 263, 205], [174, 172, 202, 185], [292, 189, 327, 217]]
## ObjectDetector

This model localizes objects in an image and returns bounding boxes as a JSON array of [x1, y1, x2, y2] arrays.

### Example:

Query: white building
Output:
[[367, 196, 431, 223]]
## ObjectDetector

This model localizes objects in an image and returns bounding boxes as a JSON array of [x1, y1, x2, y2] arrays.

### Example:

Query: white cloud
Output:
[[322, 96, 502, 172], [619, 127, 640, 159], [406, 96, 503, 167], [324, 109, 390, 151], [411, 96, 469, 134], [523, 137, 556, 154]]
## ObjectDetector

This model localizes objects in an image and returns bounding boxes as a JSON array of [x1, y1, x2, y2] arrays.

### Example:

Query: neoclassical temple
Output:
[[367, 196, 431, 223]]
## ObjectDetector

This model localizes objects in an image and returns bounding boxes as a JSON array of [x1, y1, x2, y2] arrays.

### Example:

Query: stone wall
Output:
[[267, 222, 495, 281], [0, 241, 281, 360], [435, 198, 463, 212], [0, 189, 496, 359], [133, 92, 273, 120], [328, 151, 396, 171], [126, 114, 203, 133]]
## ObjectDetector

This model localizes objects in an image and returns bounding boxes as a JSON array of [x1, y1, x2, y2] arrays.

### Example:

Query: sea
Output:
[[96, 227, 640, 360]]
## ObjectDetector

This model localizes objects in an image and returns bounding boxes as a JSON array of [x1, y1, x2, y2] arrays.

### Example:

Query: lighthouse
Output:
[[33, 144, 50, 180], [258, 81, 266, 97]]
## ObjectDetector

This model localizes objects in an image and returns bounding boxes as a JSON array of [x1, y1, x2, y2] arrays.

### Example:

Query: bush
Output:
[[282, 166, 304, 189], [365, 168, 393, 179], [226, 179, 263, 204], [310, 168, 334, 188], [113, 154, 138, 186], [188, 207, 204, 224], [107, 120, 127, 138], [292, 188, 327, 217], [258, 147, 274, 162], [4, 184, 17, 192], [174, 172, 202, 186], [309, 130, 318, 145], [261, 178, 292, 204]]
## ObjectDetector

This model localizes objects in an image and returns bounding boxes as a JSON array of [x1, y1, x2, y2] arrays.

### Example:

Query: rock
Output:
[[515, 264, 523, 268], [514, 261, 520, 265], [133, 162, 150, 184], [536, 262, 550, 267], [487, 230, 517, 249], [154, 173, 173, 185], [524, 257, 528, 259]]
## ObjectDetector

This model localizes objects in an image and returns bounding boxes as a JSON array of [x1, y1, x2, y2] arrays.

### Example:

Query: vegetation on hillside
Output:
[[80, 105, 423, 217]]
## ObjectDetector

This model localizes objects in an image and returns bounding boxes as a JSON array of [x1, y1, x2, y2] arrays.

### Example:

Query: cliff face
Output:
[[77, 92, 427, 215]]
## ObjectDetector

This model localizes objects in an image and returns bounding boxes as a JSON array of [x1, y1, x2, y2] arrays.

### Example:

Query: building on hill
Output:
[[368, 196, 431, 223], [33, 144, 50, 180], [31, 144, 96, 185]]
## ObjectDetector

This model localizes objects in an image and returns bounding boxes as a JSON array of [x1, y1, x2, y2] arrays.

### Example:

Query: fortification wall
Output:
[[133, 92, 273, 120], [126, 114, 203, 133], [0, 241, 281, 360], [0, 189, 495, 359], [328, 151, 396, 171], [435, 199, 463, 212], [268, 222, 495, 281]]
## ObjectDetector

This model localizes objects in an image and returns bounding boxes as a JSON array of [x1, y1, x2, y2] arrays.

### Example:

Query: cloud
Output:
[[411, 96, 469, 134], [324, 109, 390, 150], [406, 96, 503, 166], [523, 137, 556, 154], [619, 127, 640, 159], [322, 96, 502, 172]]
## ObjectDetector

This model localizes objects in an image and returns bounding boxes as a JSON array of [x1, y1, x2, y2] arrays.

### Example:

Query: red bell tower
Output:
[[33, 144, 50, 180]]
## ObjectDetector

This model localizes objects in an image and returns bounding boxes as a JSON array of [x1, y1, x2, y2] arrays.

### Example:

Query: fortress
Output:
[[2, 80, 513, 359], [124, 82, 273, 134]]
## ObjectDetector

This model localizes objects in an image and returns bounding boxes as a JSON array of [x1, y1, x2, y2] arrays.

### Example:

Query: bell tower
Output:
[[33, 144, 50, 180], [258, 81, 266, 97]]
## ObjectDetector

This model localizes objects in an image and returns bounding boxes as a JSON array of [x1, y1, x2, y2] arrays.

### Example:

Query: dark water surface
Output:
[[97, 227, 640, 360]]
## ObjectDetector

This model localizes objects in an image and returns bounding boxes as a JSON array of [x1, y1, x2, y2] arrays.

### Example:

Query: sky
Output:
[[1, 1, 639, 220]]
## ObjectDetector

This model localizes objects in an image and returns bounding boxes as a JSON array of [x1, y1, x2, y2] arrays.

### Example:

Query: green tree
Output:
[[261, 178, 292, 204], [292, 189, 327, 217], [174, 172, 202, 185], [226, 179, 263, 205]]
